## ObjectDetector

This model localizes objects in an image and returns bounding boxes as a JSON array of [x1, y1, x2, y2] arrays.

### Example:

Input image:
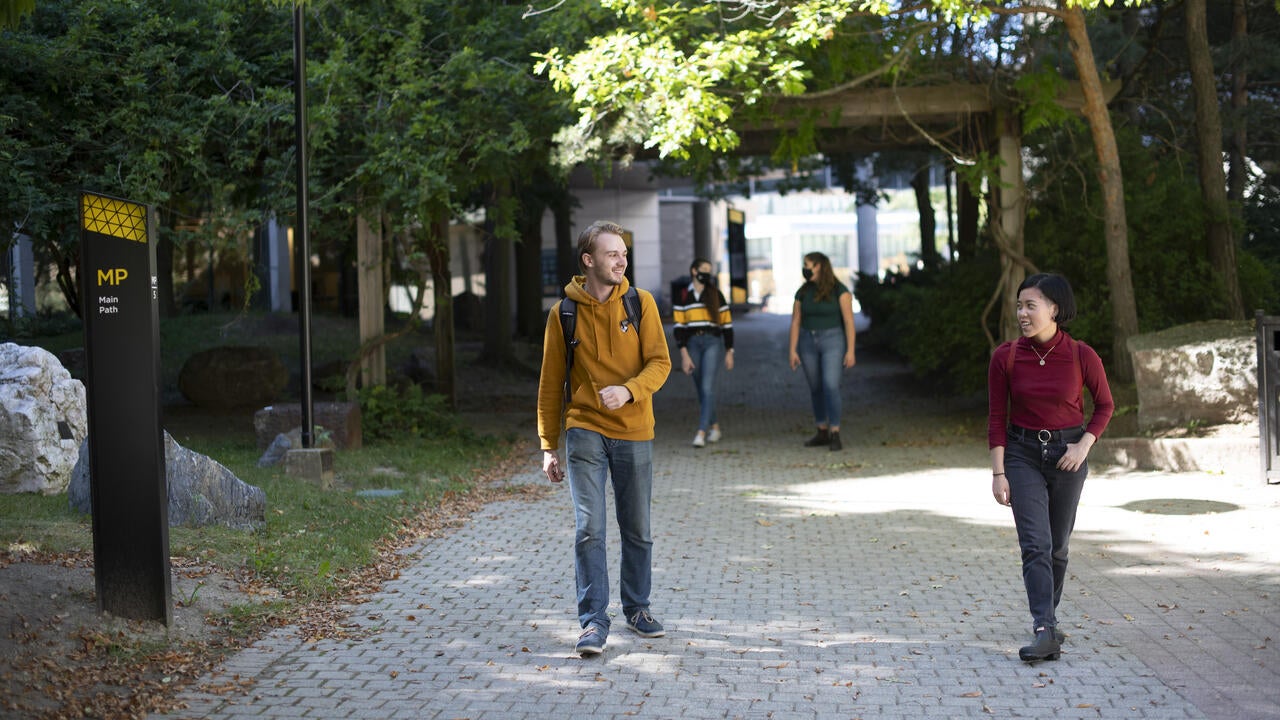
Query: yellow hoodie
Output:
[[537, 277, 671, 450]]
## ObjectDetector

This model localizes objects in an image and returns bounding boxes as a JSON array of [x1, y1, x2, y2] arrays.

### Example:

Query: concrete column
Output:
[[266, 217, 292, 312], [856, 203, 879, 278], [8, 233, 36, 319], [856, 160, 879, 277], [693, 200, 712, 261]]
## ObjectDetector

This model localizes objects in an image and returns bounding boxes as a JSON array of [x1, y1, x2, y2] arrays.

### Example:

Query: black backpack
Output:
[[558, 287, 642, 404]]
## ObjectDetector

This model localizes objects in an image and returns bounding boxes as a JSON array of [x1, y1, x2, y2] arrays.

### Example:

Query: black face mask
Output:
[[802, 267, 814, 281], [695, 272, 712, 285]]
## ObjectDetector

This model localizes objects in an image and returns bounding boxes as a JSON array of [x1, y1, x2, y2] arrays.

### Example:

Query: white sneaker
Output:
[[707, 427, 722, 443], [692, 431, 706, 448]]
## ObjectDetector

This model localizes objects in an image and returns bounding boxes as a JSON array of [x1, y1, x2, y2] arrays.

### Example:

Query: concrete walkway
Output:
[[170, 312, 1280, 719]]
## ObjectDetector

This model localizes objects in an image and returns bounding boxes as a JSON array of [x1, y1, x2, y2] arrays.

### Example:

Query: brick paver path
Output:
[[170, 312, 1280, 719]]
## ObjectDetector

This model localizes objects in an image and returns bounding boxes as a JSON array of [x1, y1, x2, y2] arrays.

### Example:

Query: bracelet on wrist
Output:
[[993, 472, 1005, 477]]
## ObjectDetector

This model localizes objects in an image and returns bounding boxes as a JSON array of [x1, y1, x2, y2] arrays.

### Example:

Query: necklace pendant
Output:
[[1039, 359, 1046, 366]]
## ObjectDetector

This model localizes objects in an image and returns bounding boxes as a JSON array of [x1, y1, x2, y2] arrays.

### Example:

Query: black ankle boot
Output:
[[1018, 627, 1061, 662], [828, 431, 842, 451], [804, 428, 830, 447]]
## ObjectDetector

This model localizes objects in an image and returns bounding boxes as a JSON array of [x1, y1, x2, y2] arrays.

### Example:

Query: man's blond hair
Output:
[[576, 221, 626, 272]]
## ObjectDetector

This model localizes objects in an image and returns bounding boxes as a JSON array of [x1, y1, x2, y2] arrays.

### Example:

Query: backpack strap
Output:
[[558, 298, 579, 405], [622, 287, 642, 333]]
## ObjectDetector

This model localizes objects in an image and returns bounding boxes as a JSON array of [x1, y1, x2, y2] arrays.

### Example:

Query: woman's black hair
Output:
[[1017, 273, 1077, 325], [690, 257, 720, 317]]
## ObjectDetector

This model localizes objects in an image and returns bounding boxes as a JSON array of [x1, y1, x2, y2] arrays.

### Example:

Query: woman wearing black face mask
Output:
[[788, 252, 856, 450], [673, 258, 734, 447]]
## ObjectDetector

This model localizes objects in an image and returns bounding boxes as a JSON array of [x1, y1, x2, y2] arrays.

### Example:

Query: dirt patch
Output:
[[0, 549, 279, 719]]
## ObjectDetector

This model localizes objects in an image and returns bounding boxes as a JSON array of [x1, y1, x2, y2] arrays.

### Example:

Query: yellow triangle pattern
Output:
[[81, 193, 147, 243]]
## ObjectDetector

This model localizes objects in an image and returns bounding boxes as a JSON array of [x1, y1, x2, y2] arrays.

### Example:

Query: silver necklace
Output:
[[1031, 341, 1059, 366]]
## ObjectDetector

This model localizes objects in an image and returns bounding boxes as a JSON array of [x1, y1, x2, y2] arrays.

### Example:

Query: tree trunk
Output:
[[911, 163, 939, 270], [993, 120, 1031, 344], [356, 208, 386, 388], [424, 210, 456, 411], [1186, 0, 1245, 321], [155, 230, 178, 319], [1062, 5, 1139, 383], [55, 237, 80, 318], [551, 191, 576, 294], [956, 173, 979, 261], [944, 164, 955, 262], [1227, 0, 1248, 218], [515, 195, 548, 340], [481, 180, 515, 364]]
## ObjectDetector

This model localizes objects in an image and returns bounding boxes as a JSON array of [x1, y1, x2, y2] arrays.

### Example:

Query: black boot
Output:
[[828, 431, 842, 451], [804, 428, 830, 447], [1018, 627, 1061, 662]]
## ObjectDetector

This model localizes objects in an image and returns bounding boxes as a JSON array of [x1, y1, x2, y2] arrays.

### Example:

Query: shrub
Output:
[[856, 256, 1001, 394], [358, 384, 473, 443]]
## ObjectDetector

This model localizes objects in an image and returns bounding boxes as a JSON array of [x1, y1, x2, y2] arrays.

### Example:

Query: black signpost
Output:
[[727, 208, 748, 305], [79, 191, 171, 624]]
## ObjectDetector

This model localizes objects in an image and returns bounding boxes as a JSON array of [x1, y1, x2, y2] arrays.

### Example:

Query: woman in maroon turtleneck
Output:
[[988, 273, 1114, 663]]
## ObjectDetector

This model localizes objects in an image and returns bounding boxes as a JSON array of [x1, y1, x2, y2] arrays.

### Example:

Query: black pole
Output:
[[293, 5, 314, 449]]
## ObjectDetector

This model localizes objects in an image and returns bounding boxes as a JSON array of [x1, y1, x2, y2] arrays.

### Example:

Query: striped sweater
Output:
[[672, 284, 734, 350]]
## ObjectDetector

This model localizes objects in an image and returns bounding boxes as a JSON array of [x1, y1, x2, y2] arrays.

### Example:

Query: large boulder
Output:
[[0, 343, 87, 495], [69, 432, 266, 530], [1128, 320, 1256, 433], [178, 346, 287, 409]]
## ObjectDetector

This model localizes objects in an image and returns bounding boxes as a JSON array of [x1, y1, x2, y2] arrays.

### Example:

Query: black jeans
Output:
[[1005, 425, 1088, 631]]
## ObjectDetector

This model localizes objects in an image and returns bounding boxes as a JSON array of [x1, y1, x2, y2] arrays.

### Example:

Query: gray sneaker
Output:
[[576, 624, 606, 656], [625, 610, 666, 638]]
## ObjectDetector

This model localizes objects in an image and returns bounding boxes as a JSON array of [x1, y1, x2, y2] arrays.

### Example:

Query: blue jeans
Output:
[[686, 333, 724, 431], [1005, 426, 1088, 631], [797, 327, 846, 428], [564, 427, 654, 631]]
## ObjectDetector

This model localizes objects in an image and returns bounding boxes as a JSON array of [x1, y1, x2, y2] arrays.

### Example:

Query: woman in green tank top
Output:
[[787, 252, 857, 451]]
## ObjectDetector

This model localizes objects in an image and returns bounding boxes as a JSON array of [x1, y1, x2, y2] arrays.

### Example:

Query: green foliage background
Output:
[[858, 126, 1280, 396]]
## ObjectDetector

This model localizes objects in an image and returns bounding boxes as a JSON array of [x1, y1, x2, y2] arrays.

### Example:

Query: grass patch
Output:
[[0, 433, 508, 603], [0, 493, 94, 554], [179, 434, 501, 600]]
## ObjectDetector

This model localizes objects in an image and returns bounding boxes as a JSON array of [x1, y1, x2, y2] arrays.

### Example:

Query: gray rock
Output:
[[70, 433, 266, 530], [0, 343, 87, 495], [1128, 321, 1256, 432], [257, 432, 294, 467]]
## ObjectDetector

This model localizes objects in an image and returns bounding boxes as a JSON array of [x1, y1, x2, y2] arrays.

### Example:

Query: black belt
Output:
[[1008, 424, 1083, 443], [689, 328, 721, 336]]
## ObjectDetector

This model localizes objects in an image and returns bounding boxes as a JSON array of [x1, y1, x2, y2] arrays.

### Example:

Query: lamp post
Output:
[[293, 3, 314, 448]]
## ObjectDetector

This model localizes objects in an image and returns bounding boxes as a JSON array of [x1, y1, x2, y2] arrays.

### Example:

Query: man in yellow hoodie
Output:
[[537, 220, 672, 656]]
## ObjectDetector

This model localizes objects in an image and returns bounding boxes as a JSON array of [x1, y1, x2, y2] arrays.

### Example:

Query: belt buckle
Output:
[[1037, 429, 1052, 444]]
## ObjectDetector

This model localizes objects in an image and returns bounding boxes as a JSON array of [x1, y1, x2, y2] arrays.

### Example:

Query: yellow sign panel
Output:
[[81, 193, 147, 243]]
